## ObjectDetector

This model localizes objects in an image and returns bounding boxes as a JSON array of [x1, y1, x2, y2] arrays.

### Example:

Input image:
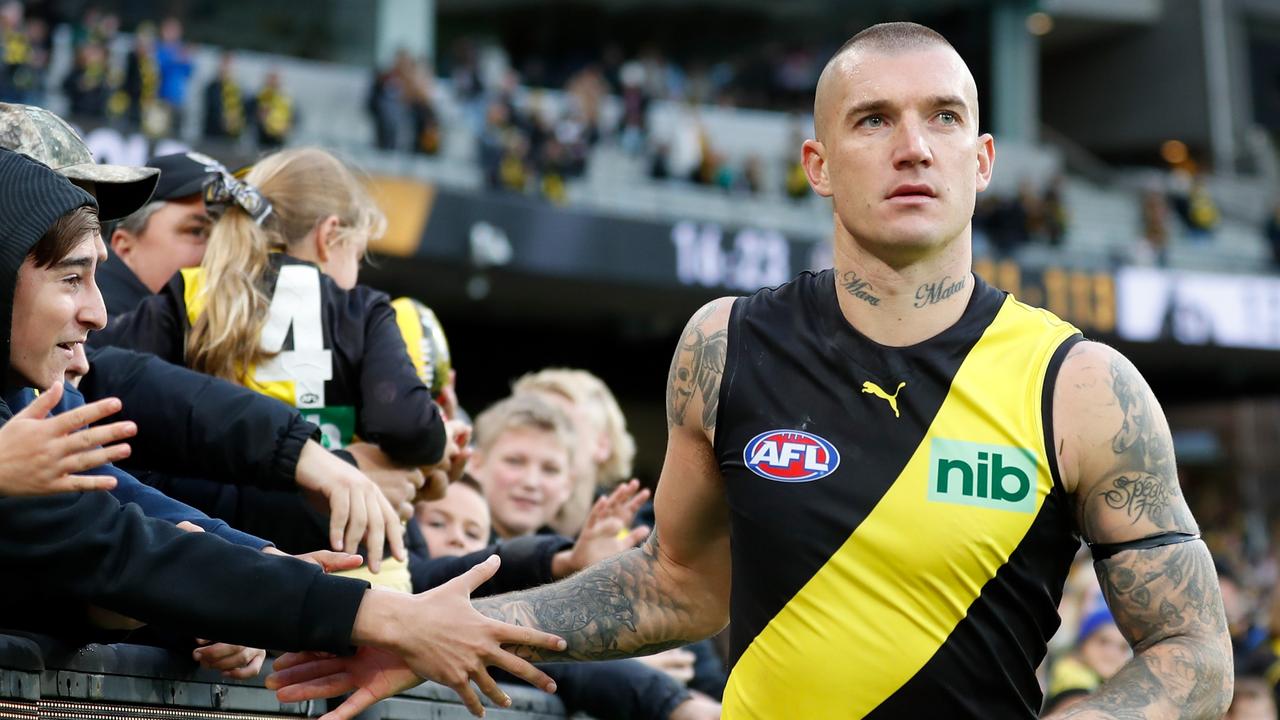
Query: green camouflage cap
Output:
[[0, 103, 159, 221]]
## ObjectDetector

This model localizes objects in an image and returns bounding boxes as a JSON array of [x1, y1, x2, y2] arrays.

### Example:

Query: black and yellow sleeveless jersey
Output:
[[714, 269, 1082, 719], [93, 253, 445, 468]]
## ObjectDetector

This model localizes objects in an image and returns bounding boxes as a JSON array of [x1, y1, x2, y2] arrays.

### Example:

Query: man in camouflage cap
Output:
[[0, 103, 158, 221]]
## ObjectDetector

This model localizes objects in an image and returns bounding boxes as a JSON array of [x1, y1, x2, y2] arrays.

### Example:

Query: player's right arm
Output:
[[470, 297, 736, 660], [265, 298, 737, 718]]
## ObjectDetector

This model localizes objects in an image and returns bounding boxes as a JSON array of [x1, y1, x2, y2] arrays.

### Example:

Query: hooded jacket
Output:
[[0, 148, 367, 652]]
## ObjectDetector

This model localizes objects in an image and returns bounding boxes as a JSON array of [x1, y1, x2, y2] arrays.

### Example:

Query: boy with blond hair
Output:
[[513, 368, 636, 536]]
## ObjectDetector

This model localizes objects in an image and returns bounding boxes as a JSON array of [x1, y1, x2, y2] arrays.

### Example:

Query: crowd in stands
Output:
[[1, 4, 296, 145], [10, 7, 1268, 256], [370, 37, 777, 204], [971, 175, 1070, 257], [368, 48, 440, 156], [1134, 169, 1223, 266], [492, 39, 825, 114]]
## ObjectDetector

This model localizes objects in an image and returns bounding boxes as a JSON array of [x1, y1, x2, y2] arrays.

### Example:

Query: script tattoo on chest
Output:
[[841, 271, 881, 306], [914, 274, 966, 308]]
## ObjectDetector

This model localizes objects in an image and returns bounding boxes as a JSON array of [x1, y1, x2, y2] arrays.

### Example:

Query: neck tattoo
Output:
[[913, 274, 967, 309], [841, 271, 882, 306]]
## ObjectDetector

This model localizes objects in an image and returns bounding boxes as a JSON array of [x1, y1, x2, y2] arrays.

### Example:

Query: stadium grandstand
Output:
[[2, 0, 1280, 718]]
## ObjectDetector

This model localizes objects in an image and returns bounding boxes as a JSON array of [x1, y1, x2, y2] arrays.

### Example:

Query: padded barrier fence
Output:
[[0, 633, 568, 720]]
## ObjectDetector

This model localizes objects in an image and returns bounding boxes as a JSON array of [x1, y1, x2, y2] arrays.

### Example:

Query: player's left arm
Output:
[[1047, 341, 1232, 720]]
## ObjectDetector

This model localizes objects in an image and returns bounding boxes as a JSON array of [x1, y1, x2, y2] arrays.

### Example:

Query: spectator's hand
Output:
[[294, 440, 407, 572], [669, 693, 721, 720], [268, 557, 565, 719], [555, 479, 651, 577], [0, 383, 135, 496], [438, 370, 460, 421], [262, 545, 365, 574], [418, 468, 450, 504], [345, 441, 424, 521], [193, 640, 267, 679], [635, 648, 696, 685], [416, 419, 472, 502]]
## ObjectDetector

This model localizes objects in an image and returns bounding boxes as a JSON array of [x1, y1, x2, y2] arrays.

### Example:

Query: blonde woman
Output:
[[95, 148, 458, 577]]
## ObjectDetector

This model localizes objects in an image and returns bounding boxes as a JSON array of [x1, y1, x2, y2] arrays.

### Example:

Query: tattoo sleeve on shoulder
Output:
[[667, 301, 728, 432], [474, 531, 696, 662], [1079, 353, 1197, 540]]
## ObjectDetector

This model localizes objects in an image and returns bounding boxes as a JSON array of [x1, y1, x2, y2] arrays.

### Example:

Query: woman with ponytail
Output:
[[94, 148, 455, 585]]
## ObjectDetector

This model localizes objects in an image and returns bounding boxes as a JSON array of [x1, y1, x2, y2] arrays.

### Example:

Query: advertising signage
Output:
[[1116, 266, 1280, 351]]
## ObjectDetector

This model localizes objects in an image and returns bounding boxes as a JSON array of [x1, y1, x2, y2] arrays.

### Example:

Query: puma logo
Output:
[[861, 381, 906, 418]]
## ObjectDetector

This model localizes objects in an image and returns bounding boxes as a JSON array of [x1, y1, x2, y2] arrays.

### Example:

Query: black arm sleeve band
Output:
[[1089, 531, 1201, 561]]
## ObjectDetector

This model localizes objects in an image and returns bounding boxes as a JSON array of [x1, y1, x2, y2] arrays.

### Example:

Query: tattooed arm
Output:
[[264, 300, 736, 718], [1046, 342, 1232, 720], [473, 298, 736, 659]]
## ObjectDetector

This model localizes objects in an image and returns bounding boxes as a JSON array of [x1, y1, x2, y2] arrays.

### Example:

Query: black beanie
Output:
[[0, 148, 97, 391]]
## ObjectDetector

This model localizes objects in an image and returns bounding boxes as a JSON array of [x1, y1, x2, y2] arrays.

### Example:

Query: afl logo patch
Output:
[[743, 430, 840, 483]]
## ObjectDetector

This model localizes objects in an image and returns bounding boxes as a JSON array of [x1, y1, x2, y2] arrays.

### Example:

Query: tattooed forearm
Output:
[[840, 270, 881, 306], [1051, 542, 1231, 719], [913, 274, 967, 308], [474, 533, 703, 662], [667, 302, 727, 432]]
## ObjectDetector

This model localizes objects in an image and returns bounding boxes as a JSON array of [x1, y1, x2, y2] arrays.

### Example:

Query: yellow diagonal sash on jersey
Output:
[[722, 298, 1077, 719]]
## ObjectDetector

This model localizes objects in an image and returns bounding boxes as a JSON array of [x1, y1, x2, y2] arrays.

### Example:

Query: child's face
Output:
[[415, 482, 491, 557], [1079, 623, 1130, 681], [472, 426, 572, 539]]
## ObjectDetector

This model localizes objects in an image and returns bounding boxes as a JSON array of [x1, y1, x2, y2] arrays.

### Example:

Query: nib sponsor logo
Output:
[[928, 438, 1038, 514], [744, 430, 840, 483]]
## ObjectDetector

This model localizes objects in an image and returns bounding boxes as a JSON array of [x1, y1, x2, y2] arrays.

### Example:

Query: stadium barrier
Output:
[[0, 633, 568, 719]]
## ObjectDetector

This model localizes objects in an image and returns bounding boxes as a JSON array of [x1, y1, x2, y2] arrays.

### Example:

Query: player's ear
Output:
[[974, 133, 995, 193], [802, 139, 832, 197]]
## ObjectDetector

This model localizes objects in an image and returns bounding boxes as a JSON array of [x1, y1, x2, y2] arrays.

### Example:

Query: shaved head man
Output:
[[269, 23, 1232, 720], [807, 23, 992, 273]]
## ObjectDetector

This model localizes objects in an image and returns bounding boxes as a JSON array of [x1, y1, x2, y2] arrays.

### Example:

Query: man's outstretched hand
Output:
[[267, 555, 566, 719]]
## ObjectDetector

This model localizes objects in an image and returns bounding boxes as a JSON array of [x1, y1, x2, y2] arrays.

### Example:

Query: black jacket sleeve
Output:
[[511, 661, 690, 720], [355, 296, 446, 467], [0, 491, 367, 653], [686, 638, 727, 701], [140, 471, 332, 555], [90, 278, 188, 362], [81, 346, 317, 492], [406, 522, 573, 596]]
